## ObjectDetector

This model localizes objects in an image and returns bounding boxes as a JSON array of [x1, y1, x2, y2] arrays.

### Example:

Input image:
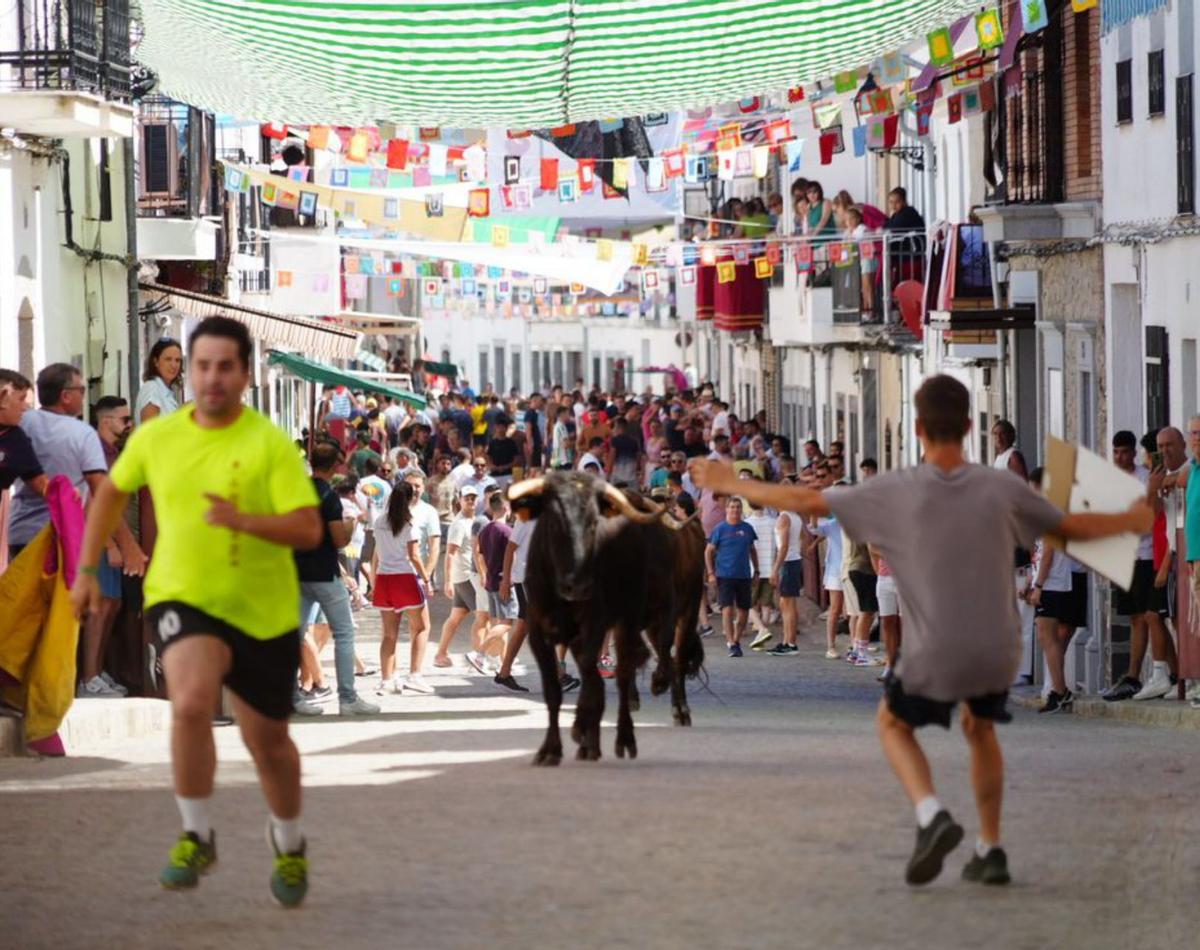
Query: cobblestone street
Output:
[[1, 600, 1197, 949]]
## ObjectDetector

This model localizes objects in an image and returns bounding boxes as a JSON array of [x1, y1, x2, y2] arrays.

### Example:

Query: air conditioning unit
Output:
[[140, 121, 180, 197]]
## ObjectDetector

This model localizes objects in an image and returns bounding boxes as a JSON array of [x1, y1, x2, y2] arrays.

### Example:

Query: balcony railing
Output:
[[136, 97, 222, 219], [0, 0, 131, 101]]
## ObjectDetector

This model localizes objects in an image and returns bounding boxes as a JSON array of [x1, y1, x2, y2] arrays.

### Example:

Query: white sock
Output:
[[976, 837, 997, 858], [176, 795, 212, 838], [1152, 661, 1169, 680], [269, 814, 303, 854], [915, 796, 942, 829]]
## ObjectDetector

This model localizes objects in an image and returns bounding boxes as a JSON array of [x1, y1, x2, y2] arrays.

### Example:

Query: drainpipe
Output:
[[123, 137, 140, 400]]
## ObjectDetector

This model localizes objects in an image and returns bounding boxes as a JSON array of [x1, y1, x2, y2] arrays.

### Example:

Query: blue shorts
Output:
[[98, 552, 123, 600], [779, 560, 803, 598], [717, 577, 752, 610]]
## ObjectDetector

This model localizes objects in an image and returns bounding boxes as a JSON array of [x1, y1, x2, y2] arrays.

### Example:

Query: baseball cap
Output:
[[460, 484, 481, 497]]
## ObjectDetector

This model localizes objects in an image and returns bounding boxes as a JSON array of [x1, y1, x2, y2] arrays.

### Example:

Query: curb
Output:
[[1011, 693, 1200, 732], [0, 697, 171, 758]]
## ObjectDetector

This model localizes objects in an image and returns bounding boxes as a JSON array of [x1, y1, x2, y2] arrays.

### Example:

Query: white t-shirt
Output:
[[357, 475, 392, 527], [711, 410, 730, 438], [410, 498, 441, 560], [450, 461, 475, 486], [779, 511, 804, 563], [746, 512, 777, 572], [510, 517, 537, 585], [1034, 540, 1072, 593], [1133, 465, 1154, 560], [447, 515, 483, 584], [578, 451, 604, 474], [340, 497, 365, 551], [372, 515, 416, 575], [134, 377, 180, 421]]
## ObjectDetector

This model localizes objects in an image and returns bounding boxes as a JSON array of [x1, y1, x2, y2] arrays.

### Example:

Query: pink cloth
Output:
[[41, 475, 85, 589]]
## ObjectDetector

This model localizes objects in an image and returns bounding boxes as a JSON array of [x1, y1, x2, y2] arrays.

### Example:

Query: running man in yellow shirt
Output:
[[70, 317, 323, 907]]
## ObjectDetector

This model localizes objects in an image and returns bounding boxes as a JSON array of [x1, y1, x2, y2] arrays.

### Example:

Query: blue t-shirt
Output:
[[709, 520, 758, 579]]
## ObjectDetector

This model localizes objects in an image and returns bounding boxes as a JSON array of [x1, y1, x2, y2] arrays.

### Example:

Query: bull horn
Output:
[[662, 510, 699, 530], [507, 477, 547, 501], [601, 483, 664, 524]]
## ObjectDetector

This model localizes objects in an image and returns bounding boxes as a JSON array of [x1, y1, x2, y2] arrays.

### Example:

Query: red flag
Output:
[[447, 146, 465, 161], [787, 86, 805, 103], [540, 158, 558, 191], [579, 159, 596, 192], [979, 77, 997, 113], [262, 122, 288, 140], [882, 114, 899, 149], [386, 139, 409, 170], [819, 132, 837, 165], [766, 242, 782, 265], [947, 93, 963, 124], [663, 148, 685, 178], [603, 180, 621, 200]]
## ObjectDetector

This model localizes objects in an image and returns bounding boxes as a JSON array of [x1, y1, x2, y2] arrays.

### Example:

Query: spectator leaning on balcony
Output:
[[884, 187, 926, 233]]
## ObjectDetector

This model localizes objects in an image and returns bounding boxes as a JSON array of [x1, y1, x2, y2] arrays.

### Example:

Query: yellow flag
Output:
[[492, 225, 510, 248], [597, 239, 614, 262], [717, 260, 736, 284], [612, 157, 629, 190], [633, 243, 649, 265], [754, 257, 773, 279]]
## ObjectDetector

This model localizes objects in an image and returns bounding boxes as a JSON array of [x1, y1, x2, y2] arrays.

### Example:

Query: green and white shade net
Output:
[[138, 0, 981, 127]]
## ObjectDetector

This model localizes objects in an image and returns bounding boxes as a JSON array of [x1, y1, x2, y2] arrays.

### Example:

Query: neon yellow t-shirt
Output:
[[110, 405, 318, 639], [470, 404, 487, 436]]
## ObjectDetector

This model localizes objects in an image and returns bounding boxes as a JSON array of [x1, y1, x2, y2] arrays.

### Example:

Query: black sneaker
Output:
[[962, 846, 1011, 885], [304, 685, 334, 703], [728, 643, 743, 658], [1102, 676, 1141, 702], [1060, 688, 1074, 711], [493, 674, 530, 693], [1038, 691, 1064, 714], [766, 643, 798, 657], [559, 673, 581, 693], [905, 810, 964, 886]]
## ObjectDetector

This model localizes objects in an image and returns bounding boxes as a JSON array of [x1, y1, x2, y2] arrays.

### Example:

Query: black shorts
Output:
[[1067, 571, 1089, 628], [849, 570, 879, 614], [779, 560, 803, 598], [146, 601, 300, 721], [717, 577, 752, 610], [884, 670, 1012, 730], [1113, 559, 1167, 617], [1034, 588, 1074, 623], [515, 581, 528, 620]]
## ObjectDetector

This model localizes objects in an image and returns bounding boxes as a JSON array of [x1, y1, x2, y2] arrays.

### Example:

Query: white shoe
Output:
[[339, 697, 381, 716], [292, 694, 325, 716], [1185, 681, 1200, 703], [76, 675, 122, 698], [403, 674, 434, 695], [390, 676, 406, 695], [98, 672, 128, 696], [1133, 673, 1174, 701], [464, 651, 488, 675]]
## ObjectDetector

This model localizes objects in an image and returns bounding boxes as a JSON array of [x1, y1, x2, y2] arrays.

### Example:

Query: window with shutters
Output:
[[142, 124, 172, 194], [1116, 59, 1133, 124], [1178, 75, 1195, 214], [1148, 50, 1166, 116], [1145, 326, 1170, 431]]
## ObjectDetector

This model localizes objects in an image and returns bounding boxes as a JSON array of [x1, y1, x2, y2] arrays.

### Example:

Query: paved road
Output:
[[1, 598, 1197, 949]]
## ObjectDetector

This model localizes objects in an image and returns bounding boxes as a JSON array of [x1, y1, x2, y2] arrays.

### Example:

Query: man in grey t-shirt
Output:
[[692, 375, 1153, 889]]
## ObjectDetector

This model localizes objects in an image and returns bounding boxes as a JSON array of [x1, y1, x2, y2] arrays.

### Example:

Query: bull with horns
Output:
[[508, 471, 705, 765]]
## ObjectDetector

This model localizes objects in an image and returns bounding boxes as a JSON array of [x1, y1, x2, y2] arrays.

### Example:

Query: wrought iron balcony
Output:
[[0, 0, 131, 102]]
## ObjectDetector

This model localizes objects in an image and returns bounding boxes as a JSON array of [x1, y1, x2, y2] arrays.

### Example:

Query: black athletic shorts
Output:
[[1034, 588, 1073, 623], [1113, 559, 1167, 617], [515, 581, 528, 620], [717, 577, 752, 610], [849, 570, 879, 614], [779, 560, 803, 598], [884, 669, 1012, 730], [1067, 571, 1090, 628], [146, 601, 301, 720]]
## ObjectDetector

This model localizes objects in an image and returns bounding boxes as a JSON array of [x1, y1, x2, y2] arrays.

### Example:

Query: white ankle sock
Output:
[[915, 796, 941, 829], [176, 796, 211, 838], [269, 814, 303, 854], [976, 837, 997, 858], [1152, 661, 1169, 680]]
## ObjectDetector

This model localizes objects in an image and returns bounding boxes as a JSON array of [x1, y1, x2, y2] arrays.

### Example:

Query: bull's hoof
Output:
[[570, 723, 583, 745], [615, 736, 638, 760], [532, 746, 563, 767], [673, 707, 692, 727], [576, 744, 602, 762], [629, 691, 641, 713], [650, 672, 670, 696]]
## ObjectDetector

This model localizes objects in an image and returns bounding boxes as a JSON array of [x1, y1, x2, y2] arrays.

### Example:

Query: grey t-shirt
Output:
[[825, 464, 1063, 701], [8, 409, 108, 545]]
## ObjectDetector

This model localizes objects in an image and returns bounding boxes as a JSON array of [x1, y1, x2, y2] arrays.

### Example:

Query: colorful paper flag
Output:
[[663, 149, 685, 178], [815, 101, 843, 130], [852, 126, 868, 157], [642, 270, 660, 292], [262, 122, 288, 140], [948, 93, 963, 124], [1071, 0, 1097, 10], [224, 166, 243, 192], [917, 102, 934, 137], [540, 158, 558, 191], [646, 157, 666, 191], [786, 139, 804, 172], [834, 70, 858, 94], [344, 255, 361, 274], [345, 274, 367, 299], [787, 86, 806, 103], [796, 243, 813, 270], [423, 278, 441, 297], [754, 257, 773, 279], [819, 132, 838, 165], [718, 122, 743, 149], [413, 166, 432, 187], [387, 277, 404, 297], [261, 182, 278, 206], [869, 88, 894, 115], [557, 176, 578, 202], [633, 244, 649, 266], [766, 243, 782, 265], [464, 145, 487, 181], [386, 139, 409, 170], [347, 132, 369, 163], [308, 126, 331, 150], [427, 143, 448, 177], [717, 261, 737, 284], [579, 159, 596, 192], [718, 150, 736, 181], [979, 77, 997, 113], [963, 86, 982, 115], [492, 225, 510, 248], [276, 270, 293, 288], [976, 9, 1004, 51], [927, 27, 955, 67], [1021, 0, 1049, 32], [877, 51, 906, 86], [733, 245, 750, 266], [312, 273, 330, 293], [765, 119, 793, 144], [612, 157, 630, 190], [468, 188, 490, 217], [734, 148, 754, 177], [752, 146, 771, 179], [368, 168, 388, 189], [679, 265, 697, 286], [700, 245, 718, 266]]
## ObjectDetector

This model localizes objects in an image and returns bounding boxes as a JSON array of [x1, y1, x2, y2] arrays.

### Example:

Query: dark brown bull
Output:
[[510, 472, 704, 766]]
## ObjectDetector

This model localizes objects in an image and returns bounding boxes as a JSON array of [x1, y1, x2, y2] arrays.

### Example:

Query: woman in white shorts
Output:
[[873, 546, 901, 677], [810, 515, 845, 659]]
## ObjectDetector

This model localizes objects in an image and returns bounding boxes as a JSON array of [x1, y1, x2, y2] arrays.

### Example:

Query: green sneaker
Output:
[[160, 831, 217, 889], [267, 826, 309, 908]]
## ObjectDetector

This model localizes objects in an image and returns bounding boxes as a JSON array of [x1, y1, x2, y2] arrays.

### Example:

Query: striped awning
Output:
[[140, 282, 361, 360], [137, 0, 980, 127]]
